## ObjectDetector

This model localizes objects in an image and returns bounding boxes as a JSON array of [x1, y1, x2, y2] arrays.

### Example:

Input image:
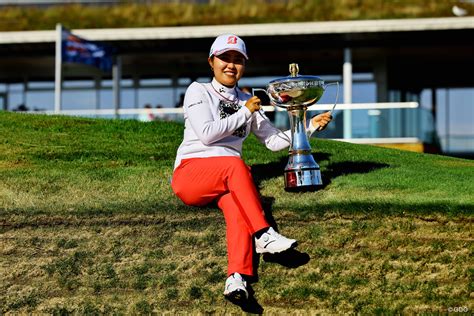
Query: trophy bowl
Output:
[[267, 75, 325, 108]]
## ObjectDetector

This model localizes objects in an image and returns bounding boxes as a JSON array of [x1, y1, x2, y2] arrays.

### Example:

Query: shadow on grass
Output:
[[226, 247, 310, 315], [251, 153, 389, 190], [250, 152, 331, 188], [250, 154, 472, 216], [321, 160, 390, 189], [262, 248, 310, 268], [251, 154, 392, 220], [248, 196, 312, 293], [225, 283, 264, 314]]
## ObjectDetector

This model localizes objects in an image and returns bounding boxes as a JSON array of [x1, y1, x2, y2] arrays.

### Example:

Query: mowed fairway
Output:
[[1, 111, 473, 314]]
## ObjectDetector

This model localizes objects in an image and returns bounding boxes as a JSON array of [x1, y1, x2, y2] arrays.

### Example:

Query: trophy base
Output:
[[284, 168, 323, 192]]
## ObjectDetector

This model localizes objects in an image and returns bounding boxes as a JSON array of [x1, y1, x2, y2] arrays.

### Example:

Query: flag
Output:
[[62, 28, 114, 72]]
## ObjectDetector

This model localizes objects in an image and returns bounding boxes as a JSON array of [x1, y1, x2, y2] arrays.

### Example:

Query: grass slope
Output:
[[0, 111, 473, 314], [1, 1, 473, 32]]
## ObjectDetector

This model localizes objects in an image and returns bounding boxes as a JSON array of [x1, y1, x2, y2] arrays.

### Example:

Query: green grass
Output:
[[0, 111, 473, 313], [0, 0, 472, 32]]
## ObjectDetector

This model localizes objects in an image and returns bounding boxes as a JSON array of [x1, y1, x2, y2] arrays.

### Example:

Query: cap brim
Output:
[[210, 48, 248, 60]]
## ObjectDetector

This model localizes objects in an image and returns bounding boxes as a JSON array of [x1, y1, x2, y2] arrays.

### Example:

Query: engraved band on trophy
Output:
[[254, 63, 339, 191]]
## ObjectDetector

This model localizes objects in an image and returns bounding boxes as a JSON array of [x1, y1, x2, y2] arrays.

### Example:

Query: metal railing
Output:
[[23, 101, 428, 145], [31, 101, 419, 116]]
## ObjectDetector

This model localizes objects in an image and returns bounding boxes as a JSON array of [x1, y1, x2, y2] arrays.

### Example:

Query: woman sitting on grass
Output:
[[171, 34, 332, 301]]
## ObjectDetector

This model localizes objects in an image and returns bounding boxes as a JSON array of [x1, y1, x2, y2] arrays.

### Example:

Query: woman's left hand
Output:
[[311, 111, 333, 131]]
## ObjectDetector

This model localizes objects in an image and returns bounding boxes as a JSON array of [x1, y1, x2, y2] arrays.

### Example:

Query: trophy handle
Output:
[[251, 88, 276, 111], [312, 81, 339, 132], [251, 88, 269, 106], [324, 81, 340, 115], [251, 88, 267, 96]]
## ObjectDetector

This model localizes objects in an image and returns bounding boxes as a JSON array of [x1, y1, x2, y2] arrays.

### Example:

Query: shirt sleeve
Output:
[[184, 82, 252, 146], [307, 117, 318, 137], [251, 110, 292, 151]]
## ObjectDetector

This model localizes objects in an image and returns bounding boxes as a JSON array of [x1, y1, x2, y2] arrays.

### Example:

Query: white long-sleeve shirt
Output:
[[173, 78, 317, 169]]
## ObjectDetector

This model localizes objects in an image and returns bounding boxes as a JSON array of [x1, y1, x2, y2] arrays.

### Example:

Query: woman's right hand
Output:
[[245, 96, 261, 113]]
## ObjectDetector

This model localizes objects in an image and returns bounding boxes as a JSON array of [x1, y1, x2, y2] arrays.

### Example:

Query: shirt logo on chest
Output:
[[218, 100, 247, 138]]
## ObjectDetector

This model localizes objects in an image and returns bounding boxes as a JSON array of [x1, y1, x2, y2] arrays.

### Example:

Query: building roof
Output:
[[1, 16, 473, 44], [0, 17, 473, 88]]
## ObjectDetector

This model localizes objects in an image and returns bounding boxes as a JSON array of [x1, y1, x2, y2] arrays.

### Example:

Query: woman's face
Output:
[[208, 50, 246, 87]]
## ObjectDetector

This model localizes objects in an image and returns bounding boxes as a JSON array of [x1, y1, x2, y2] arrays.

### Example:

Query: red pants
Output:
[[171, 156, 269, 277]]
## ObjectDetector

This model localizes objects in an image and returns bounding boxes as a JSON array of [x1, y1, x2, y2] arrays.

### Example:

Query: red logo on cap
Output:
[[227, 36, 237, 44]]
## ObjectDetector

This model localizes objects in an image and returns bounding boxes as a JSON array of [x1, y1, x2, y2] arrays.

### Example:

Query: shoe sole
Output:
[[255, 240, 297, 254], [224, 289, 248, 301]]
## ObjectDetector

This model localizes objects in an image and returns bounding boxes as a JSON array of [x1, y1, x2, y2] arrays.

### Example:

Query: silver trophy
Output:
[[255, 63, 338, 191]]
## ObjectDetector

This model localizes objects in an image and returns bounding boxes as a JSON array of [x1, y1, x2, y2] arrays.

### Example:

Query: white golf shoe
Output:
[[223, 272, 248, 300], [255, 227, 297, 254]]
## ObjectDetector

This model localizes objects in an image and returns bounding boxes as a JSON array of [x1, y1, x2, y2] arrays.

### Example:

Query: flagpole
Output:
[[113, 56, 122, 119], [54, 23, 62, 114]]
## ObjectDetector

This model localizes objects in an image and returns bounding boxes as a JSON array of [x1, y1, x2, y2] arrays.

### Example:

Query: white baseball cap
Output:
[[209, 34, 248, 60]]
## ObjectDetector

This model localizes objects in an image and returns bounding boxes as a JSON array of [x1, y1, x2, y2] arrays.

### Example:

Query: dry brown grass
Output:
[[1, 211, 472, 313]]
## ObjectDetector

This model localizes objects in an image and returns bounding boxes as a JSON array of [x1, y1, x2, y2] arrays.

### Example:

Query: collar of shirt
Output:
[[211, 78, 238, 103]]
